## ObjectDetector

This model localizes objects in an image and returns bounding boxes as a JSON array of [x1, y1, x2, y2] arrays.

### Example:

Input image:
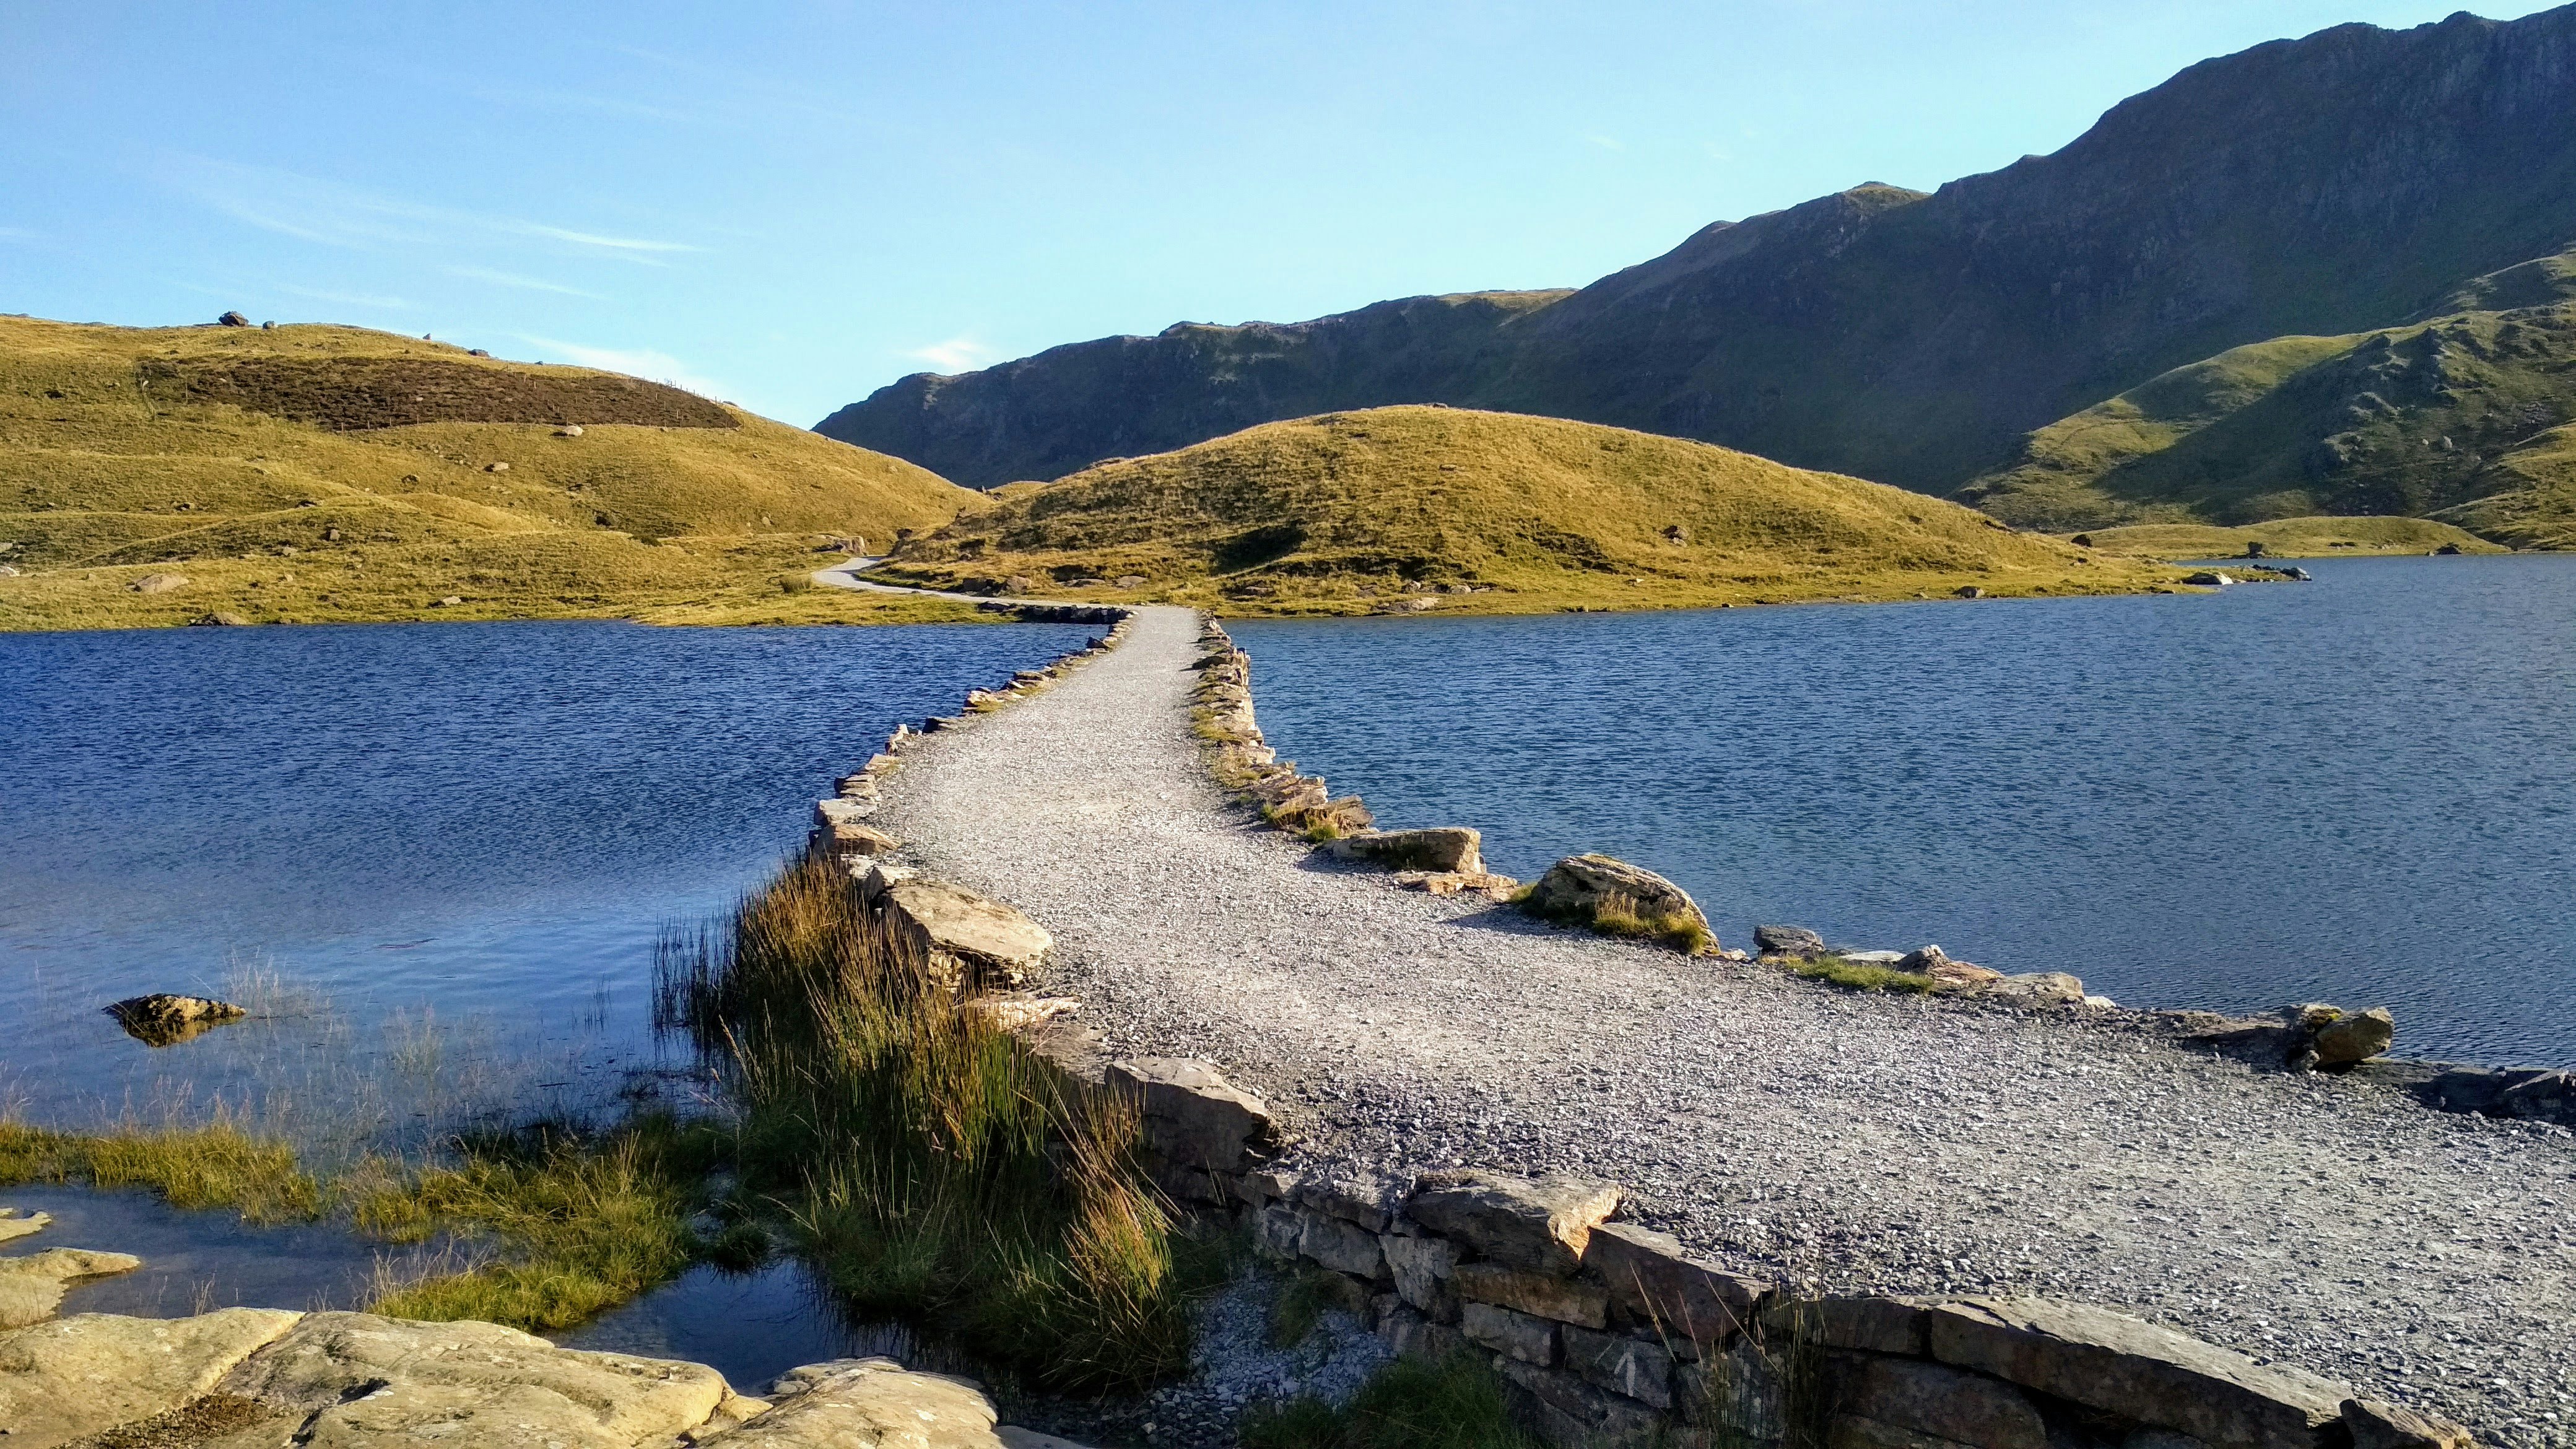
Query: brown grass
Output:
[[0, 313, 991, 630], [872, 405, 2181, 615]]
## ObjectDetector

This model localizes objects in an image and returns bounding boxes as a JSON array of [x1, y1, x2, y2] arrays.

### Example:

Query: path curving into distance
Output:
[[871, 604, 2574, 1443]]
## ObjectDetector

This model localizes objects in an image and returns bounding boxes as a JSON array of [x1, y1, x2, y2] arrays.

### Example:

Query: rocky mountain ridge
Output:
[[816, 4, 2576, 542]]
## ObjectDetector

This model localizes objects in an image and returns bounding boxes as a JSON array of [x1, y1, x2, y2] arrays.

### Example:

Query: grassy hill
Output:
[[1955, 280, 2576, 545], [869, 406, 2180, 614], [0, 315, 993, 630]]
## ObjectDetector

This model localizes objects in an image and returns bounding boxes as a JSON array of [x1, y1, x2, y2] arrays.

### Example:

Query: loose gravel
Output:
[[876, 605, 2576, 1447]]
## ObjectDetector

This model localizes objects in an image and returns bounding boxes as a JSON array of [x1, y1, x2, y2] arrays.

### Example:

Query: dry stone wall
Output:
[[1113, 1055, 2474, 1449]]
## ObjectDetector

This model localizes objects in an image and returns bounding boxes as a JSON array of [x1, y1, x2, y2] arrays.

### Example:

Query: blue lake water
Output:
[[1231, 555, 2576, 1066], [0, 618, 1090, 1151]]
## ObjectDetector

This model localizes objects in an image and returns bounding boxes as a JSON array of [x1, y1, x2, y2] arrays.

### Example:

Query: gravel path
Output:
[[875, 604, 2576, 1445]]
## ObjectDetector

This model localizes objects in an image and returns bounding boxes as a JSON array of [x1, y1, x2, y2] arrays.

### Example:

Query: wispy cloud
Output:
[[0, 226, 37, 244], [164, 157, 702, 261], [908, 336, 998, 373], [1585, 134, 1625, 152], [519, 334, 732, 402], [446, 266, 604, 300], [278, 284, 416, 310]]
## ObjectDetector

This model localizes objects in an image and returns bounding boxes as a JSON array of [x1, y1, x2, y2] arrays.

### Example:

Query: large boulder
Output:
[[0, 1248, 142, 1328], [1525, 855, 1715, 953], [2312, 1007, 2395, 1066], [1896, 946, 2003, 990], [1920, 1297, 2350, 1449], [1406, 1169, 1621, 1276], [215, 1311, 732, 1448], [1103, 1058, 1276, 1174], [1326, 827, 1485, 875], [1752, 925, 1826, 959], [876, 876, 1052, 988], [0, 1308, 302, 1448]]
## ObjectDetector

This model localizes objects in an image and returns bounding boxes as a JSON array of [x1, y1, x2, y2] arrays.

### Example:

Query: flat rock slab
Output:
[[1923, 1296, 2350, 1449], [882, 878, 1052, 987], [700, 1357, 1001, 1447], [1407, 1169, 1620, 1277], [0, 1209, 50, 1244], [1326, 827, 1485, 875], [0, 1248, 142, 1329], [0, 1308, 302, 1448], [215, 1312, 731, 1448]]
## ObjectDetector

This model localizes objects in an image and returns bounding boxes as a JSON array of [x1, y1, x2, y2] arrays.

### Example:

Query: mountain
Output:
[[817, 290, 1564, 487], [817, 5, 2576, 524], [1956, 251, 2576, 544], [869, 405, 2171, 613], [0, 315, 987, 630]]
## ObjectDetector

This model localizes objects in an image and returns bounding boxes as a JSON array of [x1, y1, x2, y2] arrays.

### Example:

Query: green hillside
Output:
[[0, 316, 993, 630], [1956, 277, 2576, 544], [870, 406, 2179, 614]]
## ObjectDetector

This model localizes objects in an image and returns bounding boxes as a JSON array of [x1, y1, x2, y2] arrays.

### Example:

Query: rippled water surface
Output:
[[1232, 556, 2576, 1065], [0, 619, 1089, 1147]]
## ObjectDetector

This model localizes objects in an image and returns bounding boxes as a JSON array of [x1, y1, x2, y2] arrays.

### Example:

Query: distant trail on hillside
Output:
[[870, 605, 2575, 1443]]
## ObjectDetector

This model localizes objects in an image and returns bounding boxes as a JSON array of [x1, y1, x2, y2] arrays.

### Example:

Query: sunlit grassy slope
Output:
[[1958, 281, 2576, 546], [2065, 516, 2505, 559], [874, 406, 2179, 614], [0, 315, 993, 630]]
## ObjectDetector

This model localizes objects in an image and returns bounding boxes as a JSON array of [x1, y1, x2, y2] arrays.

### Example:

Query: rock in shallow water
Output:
[[103, 993, 246, 1047]]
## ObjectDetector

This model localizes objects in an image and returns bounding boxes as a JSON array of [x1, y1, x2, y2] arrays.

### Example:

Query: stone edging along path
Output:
[[841, 603, 2575, 1448]]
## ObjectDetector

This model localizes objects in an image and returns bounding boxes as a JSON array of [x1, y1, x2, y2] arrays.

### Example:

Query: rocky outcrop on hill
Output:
[[817, 7, 2576, 505]]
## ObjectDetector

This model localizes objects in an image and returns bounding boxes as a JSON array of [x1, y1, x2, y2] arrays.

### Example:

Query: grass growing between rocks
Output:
[[660, 851, 1203, 1393], [0, 1120, 324, 1224], [1521, 888, 1712, 955], [1787, 955, 1938, 994], [353, 1115, 726, 1331], [1238, 1352, 1541, 1449]]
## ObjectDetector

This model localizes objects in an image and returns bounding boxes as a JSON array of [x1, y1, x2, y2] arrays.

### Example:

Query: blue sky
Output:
[[2, 1, 2559, 427]]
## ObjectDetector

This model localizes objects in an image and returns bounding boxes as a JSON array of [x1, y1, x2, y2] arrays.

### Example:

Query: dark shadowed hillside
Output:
[[817, 6, 2576, 510]]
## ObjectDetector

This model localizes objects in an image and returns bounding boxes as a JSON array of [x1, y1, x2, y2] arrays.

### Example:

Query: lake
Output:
[[1230, 555, 2576, 1066], [0, 617, 1091, 1153]]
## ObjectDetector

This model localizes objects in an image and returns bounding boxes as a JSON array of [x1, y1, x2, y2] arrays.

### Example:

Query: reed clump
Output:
[[354, 1115, 724, 1331], [0, 1119, 324, 1224], [661, 852, 1195, 1392]]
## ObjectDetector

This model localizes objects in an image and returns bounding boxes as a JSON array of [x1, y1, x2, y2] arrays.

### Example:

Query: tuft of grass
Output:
[[352, 1115, 724, 1331], [1790, 955, 1937, 994], [661, 852, 1198, 1393], [0, 1120, 323, 1224], [1239, 1352, 1543, 1449], [1304, 819, 1346, 843], [868, 405, 2180, 616], [1526, 888, 1711, 955]]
